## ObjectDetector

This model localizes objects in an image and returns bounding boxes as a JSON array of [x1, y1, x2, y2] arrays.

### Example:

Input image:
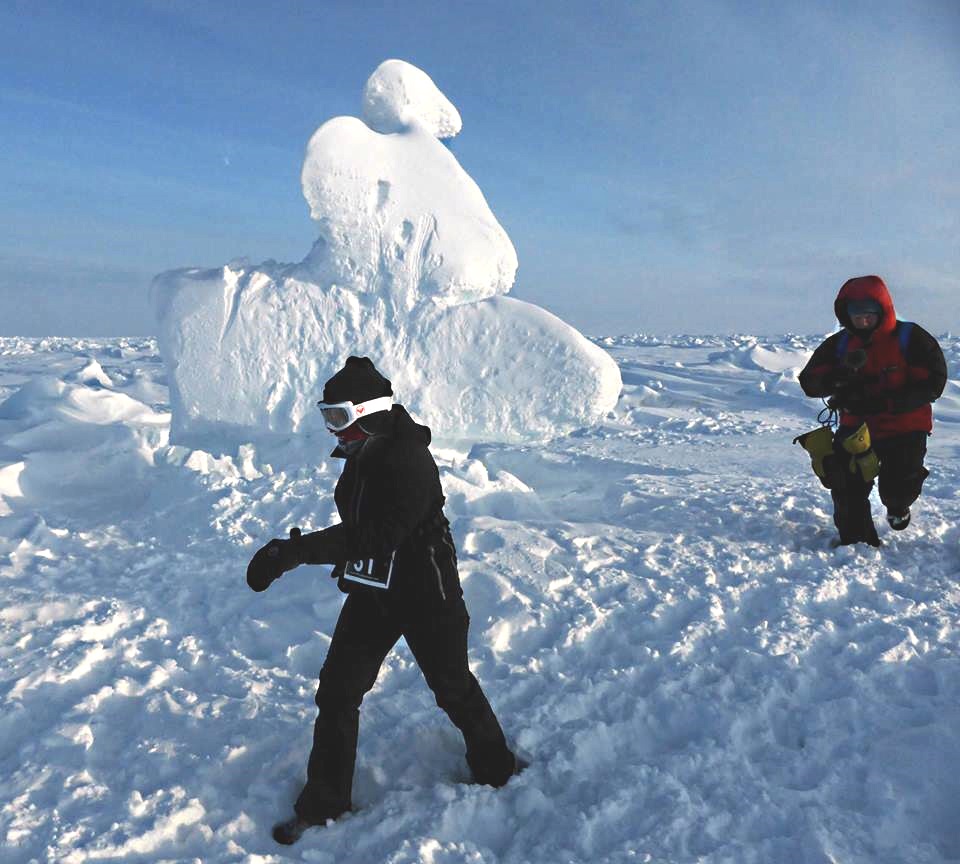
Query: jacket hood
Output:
[[834, 275, 897, 335], [383, 404, 432, 445]]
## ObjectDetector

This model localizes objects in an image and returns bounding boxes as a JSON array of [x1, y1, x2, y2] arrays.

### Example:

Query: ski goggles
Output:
[[316, 396, 393, 431], [847, 299, 882, 318]]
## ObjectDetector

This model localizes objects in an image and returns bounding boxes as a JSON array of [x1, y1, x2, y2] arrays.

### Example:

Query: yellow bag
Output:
[[840, 422, 880, 482], [840, 422, 871, 455], [793, 425, 835, 487]]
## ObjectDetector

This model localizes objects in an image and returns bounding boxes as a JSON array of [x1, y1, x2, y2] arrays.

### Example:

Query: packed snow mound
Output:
[[298, 113, 514, 307], [389, 297, 621, 441], [0, 358, 170, 517], [152, 61, 620, 447], [154, 272, 619, 444], [361, 59, 462, 138], [0, 376, 162, 428]]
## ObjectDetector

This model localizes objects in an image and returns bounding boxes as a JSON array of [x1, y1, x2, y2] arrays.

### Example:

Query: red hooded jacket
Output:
[[799, 276, 947, 440]]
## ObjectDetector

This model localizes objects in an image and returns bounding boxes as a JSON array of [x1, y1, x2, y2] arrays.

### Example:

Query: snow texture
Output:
[[151, 60, 620, 447], [2, 332, 959, 863], [361, 58, 462, 138]]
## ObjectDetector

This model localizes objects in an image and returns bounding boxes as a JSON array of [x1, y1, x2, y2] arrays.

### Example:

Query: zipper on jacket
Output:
[[440, 528, 458, 565], [427, 545, 446, 601], [352, 478, 366, 527]]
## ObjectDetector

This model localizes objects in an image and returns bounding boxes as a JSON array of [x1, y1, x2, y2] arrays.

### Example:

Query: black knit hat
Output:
[[322, 356, 393, 405]]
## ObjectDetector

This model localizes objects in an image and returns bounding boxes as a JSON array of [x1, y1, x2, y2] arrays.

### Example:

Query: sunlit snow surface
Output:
[[1, 334, 959, 864]]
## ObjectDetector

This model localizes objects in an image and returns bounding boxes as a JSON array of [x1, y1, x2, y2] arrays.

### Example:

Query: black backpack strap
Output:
[[835, 330, 850, 360]]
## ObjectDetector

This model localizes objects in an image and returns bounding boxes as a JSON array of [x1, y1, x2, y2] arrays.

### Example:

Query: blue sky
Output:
[[1, 0, 958, 336]]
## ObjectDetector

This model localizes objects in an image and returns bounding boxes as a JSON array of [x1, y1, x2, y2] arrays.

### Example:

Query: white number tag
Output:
[[342, 551, 396, 589]]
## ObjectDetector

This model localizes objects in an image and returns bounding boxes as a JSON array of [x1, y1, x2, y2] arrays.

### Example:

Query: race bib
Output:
[[342, 551, 396, 589]]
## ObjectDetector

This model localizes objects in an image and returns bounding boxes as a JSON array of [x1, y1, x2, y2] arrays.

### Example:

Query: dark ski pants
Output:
[[827, 430, 929, 545], [294, 590, 514, 824]]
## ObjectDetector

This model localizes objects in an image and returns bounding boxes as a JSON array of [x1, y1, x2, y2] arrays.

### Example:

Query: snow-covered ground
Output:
[[1, 333, 958, 864]]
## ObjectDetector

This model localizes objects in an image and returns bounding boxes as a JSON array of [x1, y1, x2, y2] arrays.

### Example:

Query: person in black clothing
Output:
[[798, 276, 947, 546], [246, 356, 522, 845]]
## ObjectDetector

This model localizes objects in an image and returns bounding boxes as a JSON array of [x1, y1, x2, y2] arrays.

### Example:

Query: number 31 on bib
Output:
[[342, 551, 396, 589]]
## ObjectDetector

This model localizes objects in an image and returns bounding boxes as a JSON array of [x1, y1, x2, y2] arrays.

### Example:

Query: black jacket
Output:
[[299, 405, 462, 608]]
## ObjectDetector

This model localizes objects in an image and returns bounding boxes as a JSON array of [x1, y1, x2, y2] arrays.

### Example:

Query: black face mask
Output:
[[357, 411, 391, 437], [336, 437, 366, 456]]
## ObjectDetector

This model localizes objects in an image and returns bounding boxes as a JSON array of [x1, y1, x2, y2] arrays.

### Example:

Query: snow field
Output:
[[1, 335, 958, 863]]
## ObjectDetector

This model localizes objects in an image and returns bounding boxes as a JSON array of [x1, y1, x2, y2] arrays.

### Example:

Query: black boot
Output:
[[834, 507, 880, 547], [272, 816, 313, 846], [887, 508, 911, 531], [471, 752, 529, 787]]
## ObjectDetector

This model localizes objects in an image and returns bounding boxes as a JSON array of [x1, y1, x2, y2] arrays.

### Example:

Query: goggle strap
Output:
[[355, 396, 393, 418]]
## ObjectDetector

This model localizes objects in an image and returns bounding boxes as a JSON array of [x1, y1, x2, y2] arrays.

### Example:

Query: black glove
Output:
[[246, 527, 303, 592], [822, 366, 856, 394], [839, 393, 889, 416]]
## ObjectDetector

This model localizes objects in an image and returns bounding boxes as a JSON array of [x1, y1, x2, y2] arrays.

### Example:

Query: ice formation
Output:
[[152, 59, 621, 446]]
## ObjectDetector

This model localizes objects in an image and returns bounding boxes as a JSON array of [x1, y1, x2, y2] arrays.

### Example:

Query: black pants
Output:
[[294, 590, 514, 823], [827, 430, 929, 545]]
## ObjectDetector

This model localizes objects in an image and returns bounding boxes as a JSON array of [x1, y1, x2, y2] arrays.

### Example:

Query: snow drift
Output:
[[2, 333, 959, 863], [151, 60, 621, 446]]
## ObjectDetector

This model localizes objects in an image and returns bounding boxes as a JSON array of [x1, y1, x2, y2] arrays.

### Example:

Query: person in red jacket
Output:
[[799, 276, 947, 546]]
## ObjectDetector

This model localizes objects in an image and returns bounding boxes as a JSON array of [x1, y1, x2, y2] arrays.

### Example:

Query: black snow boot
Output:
[[471, 752, 529, 787], [272, 816, 313, 846]]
